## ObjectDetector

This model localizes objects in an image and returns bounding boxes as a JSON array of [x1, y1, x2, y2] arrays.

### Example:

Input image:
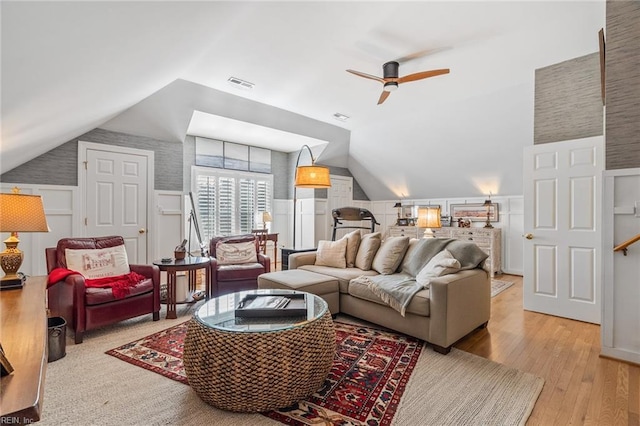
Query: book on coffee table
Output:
[[235, 293, 307, 318]]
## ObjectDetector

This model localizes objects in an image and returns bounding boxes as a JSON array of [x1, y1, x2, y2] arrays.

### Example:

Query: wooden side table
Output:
[[153, 257, 212, 319]]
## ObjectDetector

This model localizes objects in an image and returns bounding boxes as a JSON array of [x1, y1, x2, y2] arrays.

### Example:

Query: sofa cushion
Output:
[[341, 230, 362, 268], [416, 249, 461, 287], [85, 277, 154, 305], [354, 232, 382, 270], [299, 265, 378, 293], [65, 244, 130, 279], [315, 239, 347, 268], [348, 275, 430, 317], [372, 236, 410, 274], [258, 270, 339, 295], [216, 241, 258, 265], [216, 262, 265, 280]]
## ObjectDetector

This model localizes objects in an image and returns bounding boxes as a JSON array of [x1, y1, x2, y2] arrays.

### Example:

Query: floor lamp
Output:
[[292, 145, 331, 249]]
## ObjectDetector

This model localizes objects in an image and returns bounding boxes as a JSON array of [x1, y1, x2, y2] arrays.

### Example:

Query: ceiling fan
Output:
[[347, 61, 450, 105]]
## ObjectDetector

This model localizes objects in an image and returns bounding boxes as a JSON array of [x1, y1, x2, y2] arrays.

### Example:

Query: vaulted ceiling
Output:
[[1, 1, 604, 200]]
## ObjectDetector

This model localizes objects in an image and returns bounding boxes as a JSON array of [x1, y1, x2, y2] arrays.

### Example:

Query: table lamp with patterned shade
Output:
[[0, 188, 49, 289], [417, 206, 442, 238]]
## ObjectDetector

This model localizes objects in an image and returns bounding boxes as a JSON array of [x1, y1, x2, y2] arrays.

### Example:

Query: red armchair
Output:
[[209, 234, 271, 297], [46, 236, 161, 344]]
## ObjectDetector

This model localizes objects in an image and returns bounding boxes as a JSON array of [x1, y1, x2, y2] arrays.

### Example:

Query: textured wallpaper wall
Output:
[[605, 1, 640, 170]]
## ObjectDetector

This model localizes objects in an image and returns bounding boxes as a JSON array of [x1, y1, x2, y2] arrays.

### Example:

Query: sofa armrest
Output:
[[258, 253, 271, 272], [289, 252, 317, 269], [427, 269, 491, 348]]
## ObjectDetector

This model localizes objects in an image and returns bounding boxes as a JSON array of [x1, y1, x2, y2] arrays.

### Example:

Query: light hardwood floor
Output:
[[456, 274, 640, 426]]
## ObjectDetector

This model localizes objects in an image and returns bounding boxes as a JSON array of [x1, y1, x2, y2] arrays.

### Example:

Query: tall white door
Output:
[[523, 136, 603, 324], [327, 175, 353, 240], [82, 144, 151, 264]]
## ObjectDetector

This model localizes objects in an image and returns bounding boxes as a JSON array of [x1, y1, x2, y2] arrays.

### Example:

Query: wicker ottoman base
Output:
[[183, 309, 336, 413]]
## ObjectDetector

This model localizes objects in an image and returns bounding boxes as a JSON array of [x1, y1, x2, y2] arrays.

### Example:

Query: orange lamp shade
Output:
[[295, 165, 331, 188]]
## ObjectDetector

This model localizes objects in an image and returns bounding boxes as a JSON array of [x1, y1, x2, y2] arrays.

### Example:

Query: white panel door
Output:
[[84, 147, 149, 263], [327, 175, 353, 240], [523, 136, 603, 324]]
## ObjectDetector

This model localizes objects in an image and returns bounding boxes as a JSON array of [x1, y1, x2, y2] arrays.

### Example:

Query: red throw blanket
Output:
[[47, 268, 146, 299]]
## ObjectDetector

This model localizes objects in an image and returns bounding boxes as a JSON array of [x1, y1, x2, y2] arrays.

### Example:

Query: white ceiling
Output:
[[1, 1, 605, 199]]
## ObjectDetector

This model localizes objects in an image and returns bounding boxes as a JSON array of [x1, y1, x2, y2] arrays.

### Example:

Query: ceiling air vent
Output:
[[227, 77, 254, 90], [333, 112, 350, 122]]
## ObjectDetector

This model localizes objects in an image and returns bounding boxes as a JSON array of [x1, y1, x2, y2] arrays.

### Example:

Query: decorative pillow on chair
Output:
[[341, 230, 361, 268], [216, 241, 258, 265], [315, 239, 347, 268], [354, 232, 382, 271], [65, 245, 131, 279], [415, 249, 461, 287], [372, 236, 410, 274]]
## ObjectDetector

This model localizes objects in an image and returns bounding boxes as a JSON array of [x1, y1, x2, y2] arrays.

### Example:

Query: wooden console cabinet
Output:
[[0, 276, 48, 423]]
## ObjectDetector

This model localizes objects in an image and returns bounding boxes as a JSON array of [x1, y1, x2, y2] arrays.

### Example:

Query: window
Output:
[[192, 166, 273, 241]]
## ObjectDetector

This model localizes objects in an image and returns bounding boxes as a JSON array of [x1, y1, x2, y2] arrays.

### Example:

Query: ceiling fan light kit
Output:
[[347, 59, 450, 104]]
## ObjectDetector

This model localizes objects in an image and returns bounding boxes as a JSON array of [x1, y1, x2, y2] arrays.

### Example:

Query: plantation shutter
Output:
[[193, 166, 273, 237]]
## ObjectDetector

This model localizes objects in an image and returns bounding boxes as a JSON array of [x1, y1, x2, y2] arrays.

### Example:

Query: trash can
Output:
[[47, 316, 67, 362]]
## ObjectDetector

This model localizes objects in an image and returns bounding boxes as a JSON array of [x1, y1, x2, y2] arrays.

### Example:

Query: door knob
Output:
[[139, 228, 146, 234], [524, 233, 533, 240]]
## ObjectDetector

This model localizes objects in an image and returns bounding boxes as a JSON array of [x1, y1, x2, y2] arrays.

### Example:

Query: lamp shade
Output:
[[393, 202, 402, 208], [0, 193, 49, 232], [295, 165, 331, 188], [262, 211, 272, 223], [416, 206, 442, 229]]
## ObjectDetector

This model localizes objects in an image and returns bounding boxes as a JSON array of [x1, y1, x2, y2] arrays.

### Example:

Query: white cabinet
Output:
[[387, 225, 422, 239]]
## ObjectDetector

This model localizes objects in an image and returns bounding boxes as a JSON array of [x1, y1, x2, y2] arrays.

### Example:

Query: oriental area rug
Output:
[[107, 319, 543, 425], [107, 321, 422, 425]]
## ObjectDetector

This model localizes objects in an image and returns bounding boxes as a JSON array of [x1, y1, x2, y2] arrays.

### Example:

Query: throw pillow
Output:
[[372, 236, 410, 275], [415, 249, 461, 287], [65, 245, 131, 279], [446, 240, 490, 270], [341, 230, 362, 268], [315, 239, 347, 268], [216, 241, 257, 265], [354, 232, 382, 271]]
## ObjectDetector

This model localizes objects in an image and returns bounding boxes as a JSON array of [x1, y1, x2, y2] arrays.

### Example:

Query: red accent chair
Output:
[[209, 234, 270, 297], [46, 236, 161, 344]]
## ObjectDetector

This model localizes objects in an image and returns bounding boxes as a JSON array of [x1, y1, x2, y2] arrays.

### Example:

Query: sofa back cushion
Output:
[[55, 236, 125, 269], [315, 239, 347, 268], [65, 244, 131, 279], [341, 230, 361, 268], [372, 236, 410, 274], [354, 232, 382, 270]]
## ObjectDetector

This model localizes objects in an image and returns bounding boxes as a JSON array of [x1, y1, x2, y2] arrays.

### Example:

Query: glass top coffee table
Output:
[[183, 289, 336, 413]]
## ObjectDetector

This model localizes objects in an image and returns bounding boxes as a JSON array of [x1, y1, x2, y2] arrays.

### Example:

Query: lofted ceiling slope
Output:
[[1, 1, 604, 200]]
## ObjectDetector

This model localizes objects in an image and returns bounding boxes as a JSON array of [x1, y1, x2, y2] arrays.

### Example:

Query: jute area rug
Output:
[[40, 305, 543, 425], [491, 279, 515, 298]]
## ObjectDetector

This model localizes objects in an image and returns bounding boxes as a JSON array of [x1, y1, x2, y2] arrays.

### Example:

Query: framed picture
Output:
[[397, 218, 409, 226], [450, 203, 499, 222]]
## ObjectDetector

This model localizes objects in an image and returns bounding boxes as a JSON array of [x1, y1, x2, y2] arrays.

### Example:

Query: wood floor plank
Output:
[[455, 274, 640, 426]]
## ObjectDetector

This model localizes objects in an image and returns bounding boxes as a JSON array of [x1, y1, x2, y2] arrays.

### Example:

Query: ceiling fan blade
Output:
[[346, 69, 385, 83], [377, 91, 391, 105], [397, 68, 450, 84]]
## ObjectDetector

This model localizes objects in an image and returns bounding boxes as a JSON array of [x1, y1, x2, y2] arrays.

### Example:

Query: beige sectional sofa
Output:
[[259, 233, 491, 354]]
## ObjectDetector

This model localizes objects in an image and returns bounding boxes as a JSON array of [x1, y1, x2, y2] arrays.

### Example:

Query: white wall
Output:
[[602, 168, 640, 364], [1, 183, 184, 277]]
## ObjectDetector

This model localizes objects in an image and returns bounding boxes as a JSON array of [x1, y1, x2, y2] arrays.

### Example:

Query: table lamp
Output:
[[292, 145, 331, 249], [261, 211, 272, 230], [483, 196, 494, 229], [417, 206, 442, 238], [0, 188, 49, 289]]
